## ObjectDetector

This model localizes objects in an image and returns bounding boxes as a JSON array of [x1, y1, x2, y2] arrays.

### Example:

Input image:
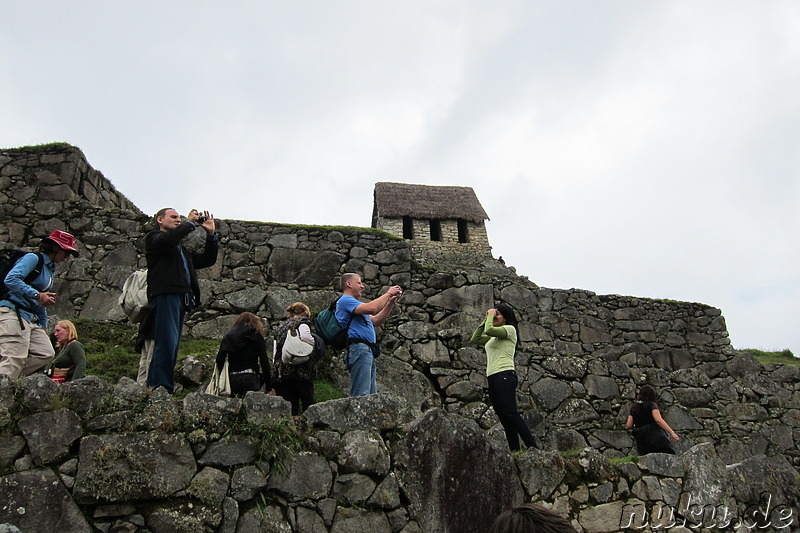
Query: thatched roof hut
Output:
[[371, 182, 489, 227]]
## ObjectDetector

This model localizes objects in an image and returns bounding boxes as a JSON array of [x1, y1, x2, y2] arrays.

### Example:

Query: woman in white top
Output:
[[271, 302, 318, 415]]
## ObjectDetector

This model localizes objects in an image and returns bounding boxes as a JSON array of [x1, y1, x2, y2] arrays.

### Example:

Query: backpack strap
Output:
[[23, 253, 45, 285], [4, 252, 45, 332], [335, 296, 356, 336]]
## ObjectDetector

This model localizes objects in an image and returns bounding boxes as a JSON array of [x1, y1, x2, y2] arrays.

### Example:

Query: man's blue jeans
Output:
[[344, 342, 376, 397], [147, 294, 185, 393]]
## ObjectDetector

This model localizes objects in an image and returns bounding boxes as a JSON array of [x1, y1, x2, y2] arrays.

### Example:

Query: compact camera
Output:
[[197, 214, 208, 224]]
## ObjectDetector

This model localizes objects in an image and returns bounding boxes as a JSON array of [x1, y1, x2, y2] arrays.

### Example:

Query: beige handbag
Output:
[[205, 358, 232, 396]]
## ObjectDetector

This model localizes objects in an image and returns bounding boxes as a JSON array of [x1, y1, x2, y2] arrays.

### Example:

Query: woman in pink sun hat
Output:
[[0, 230, 79, 380]]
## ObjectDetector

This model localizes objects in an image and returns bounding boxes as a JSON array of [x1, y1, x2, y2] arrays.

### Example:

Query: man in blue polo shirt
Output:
[[335, 273, 401, 397]]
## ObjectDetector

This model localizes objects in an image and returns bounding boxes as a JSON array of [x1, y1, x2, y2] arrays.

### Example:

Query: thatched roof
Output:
[[372, 182, 489, 225]]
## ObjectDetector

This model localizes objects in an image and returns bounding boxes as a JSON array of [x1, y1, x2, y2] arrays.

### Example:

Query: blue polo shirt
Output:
[[335, 295, 376, 343]]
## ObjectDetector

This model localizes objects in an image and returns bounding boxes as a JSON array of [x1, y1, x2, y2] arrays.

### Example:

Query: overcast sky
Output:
[[2, 1, 798, 356]]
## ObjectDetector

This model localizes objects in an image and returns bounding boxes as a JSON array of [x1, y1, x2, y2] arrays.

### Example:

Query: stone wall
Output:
[[1, 144, 799, 530], [0, 144, 140, 245], [0, 381, 797, 533]]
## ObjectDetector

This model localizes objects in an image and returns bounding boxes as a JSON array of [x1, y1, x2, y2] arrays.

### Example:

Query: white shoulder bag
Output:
[[282, 324, 314, 365]]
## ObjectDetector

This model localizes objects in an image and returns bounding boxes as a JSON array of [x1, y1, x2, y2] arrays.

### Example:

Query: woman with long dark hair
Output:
[[216, 312, 271, 398], [626, 384, 679, 455], [470, 303, 540, 451]]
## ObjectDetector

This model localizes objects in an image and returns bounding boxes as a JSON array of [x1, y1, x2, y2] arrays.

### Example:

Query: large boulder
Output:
[[182, 392, 242, 433], [679, 443, 731, 511], [337, 430, 391, 476], [728, 454, 800, 509], [266, 248, 344, 286], [426, 284, 493, 314], [73, 432, 196, 503], [394, 409, 520, 533], [377, 356, 438, 412], [0, 468, 91, 532], [267, 451, 333, 502], [18, 408, 82, 466], [513, 450, 566, 499], [302, 393, 416, 433]]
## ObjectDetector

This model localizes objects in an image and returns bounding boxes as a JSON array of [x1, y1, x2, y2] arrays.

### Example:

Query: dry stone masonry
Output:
[[1, 144, 798, 532]]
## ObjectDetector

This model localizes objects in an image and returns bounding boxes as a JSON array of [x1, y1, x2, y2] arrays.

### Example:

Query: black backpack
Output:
[[0, 250, 45, 300]]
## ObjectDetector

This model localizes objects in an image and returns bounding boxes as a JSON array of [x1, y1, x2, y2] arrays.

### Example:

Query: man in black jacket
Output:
[[146, 208, 218, 393]]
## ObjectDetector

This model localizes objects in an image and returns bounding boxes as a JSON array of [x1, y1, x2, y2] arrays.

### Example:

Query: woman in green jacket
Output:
[[471, 303, 539, 451], [51, 320, 86, 382]]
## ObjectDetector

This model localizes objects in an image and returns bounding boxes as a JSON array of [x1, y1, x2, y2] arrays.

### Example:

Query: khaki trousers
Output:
[[136, 338, 155, 385], [0, 307, 55, 379]]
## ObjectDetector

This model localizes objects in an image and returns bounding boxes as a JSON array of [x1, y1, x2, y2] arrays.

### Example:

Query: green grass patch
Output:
[[75, 319, 140, 382], [177, 337, 220, 359], [609, 455, 639, 465], [72, 318, 219, 384], [2, 142, 78, 152], [740, 348, 798, 366], [225, 420, 305, 474], [69, 319, 347, 399], [558, 449, 582, 457], [315, 381, 346, 403]]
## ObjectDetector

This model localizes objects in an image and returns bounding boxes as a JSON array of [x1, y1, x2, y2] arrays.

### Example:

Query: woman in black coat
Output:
[[626, 384, 680, 455], [216, 312, 271, 398]]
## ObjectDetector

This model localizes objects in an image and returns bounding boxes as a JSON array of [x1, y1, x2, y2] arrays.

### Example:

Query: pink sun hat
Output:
[[43, 230, 80, 257]]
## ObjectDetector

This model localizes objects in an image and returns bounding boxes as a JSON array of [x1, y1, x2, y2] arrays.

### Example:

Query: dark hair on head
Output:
[[632, 384, 658, 416], [636, 384, 657, 403], [495, 303, 519, 341], [489, 503, 579, 533], [154, 208, 174, 229], [232, 312, 264, 337], [39, 240, 60, 255]]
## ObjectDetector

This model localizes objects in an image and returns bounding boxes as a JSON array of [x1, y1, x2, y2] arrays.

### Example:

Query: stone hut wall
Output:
[[375, 215, 491, 265]]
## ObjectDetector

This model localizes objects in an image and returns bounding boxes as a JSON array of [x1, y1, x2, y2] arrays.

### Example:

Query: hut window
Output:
[[430, 219, 441, 241], [457, 219, 469, 243], [403, 216, 414, 239]]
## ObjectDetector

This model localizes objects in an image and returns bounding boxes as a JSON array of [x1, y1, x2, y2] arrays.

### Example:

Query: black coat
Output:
[[145, 221, 218, 306], [216, 324, 271, 389]]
